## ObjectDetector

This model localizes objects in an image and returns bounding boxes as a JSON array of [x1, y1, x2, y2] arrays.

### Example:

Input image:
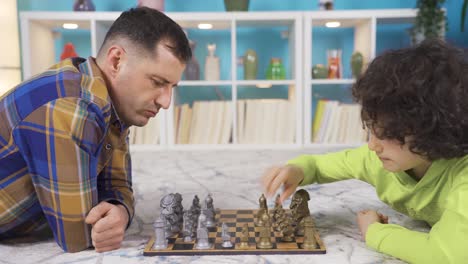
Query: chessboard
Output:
[[143, 209, 326, 256]]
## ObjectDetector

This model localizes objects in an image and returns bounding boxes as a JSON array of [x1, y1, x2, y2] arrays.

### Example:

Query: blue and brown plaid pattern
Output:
[[0, 57, 134, 252]]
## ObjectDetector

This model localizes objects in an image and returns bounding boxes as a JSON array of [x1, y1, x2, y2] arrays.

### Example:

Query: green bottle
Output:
[[266, 58, 286, 80], [244, 49, 258, 80], [351, 51, 364, 78]]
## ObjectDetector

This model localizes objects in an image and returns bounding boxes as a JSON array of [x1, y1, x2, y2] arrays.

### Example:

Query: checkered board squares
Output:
[[143, 210, 326, 256], [144, 209, 326, 256]]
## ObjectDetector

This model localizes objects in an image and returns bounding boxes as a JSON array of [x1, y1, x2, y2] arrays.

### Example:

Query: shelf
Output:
[[310, 79, 355, 85], [237, 80, 295, 86], [179, 81, 233, 86], [19, 10, 418, 149]]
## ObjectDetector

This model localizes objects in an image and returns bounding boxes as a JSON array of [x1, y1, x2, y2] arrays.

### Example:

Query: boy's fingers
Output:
[[261, 166, 281, 196], [280, 186, 296, 203], [267, 168, 289, 198]]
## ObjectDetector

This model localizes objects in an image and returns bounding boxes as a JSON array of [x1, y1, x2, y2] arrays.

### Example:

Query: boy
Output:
[[262, 39, 468, 263]]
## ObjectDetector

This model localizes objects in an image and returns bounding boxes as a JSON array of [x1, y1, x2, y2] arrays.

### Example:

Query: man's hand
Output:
[[356, 210, 388, 241], [85, 201, 129, 253]]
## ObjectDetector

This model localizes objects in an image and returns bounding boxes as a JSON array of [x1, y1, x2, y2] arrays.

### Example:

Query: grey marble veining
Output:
[[0, 148, 429, 264]]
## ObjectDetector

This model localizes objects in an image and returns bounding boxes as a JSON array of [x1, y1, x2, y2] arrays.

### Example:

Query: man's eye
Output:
[[152, 80, 163, 87]]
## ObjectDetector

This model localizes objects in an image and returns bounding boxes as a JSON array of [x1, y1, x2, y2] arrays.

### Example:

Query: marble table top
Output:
[[0, 148, 429, 264]]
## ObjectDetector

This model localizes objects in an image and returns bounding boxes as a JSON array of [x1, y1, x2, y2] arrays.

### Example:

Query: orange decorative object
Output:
[[60, 42, 78, 60], [327, 49, 342, 79]]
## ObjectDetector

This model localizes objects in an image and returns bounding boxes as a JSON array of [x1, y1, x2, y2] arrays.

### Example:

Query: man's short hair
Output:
[[99, 7, 191, 63]]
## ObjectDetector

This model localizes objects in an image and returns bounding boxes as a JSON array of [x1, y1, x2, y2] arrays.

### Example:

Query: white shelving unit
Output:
[[19, 9, 418, 150], [303, 9, 418, 147]]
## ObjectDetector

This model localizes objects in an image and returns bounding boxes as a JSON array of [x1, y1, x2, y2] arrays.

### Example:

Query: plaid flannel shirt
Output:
[[0, 57, 134, 252]]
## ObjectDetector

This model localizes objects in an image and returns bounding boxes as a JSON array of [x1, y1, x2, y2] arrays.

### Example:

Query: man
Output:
[[0, 7, 191, 253]]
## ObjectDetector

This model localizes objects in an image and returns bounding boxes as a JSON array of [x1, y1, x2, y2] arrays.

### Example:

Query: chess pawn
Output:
[[204, 194, 216, 227], [301, 216, 318, 249], [182, 210, 194, 242], [256, 213, 273, 249], [238, 223, 250, 249], [221, 222, 233, 248], [195, 211, 212, 249], [152, 216, 168, 250]]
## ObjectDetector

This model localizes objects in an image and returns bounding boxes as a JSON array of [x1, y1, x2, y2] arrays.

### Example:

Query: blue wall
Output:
[[18, 0, 468, 47], [17, 0, 468, 106]]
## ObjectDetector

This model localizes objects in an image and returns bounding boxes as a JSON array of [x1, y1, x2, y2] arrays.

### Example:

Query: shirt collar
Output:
[[78, 57, 128, 133]]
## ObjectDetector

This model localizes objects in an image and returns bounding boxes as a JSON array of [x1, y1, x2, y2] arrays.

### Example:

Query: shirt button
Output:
[[105, 144, 112, 150]]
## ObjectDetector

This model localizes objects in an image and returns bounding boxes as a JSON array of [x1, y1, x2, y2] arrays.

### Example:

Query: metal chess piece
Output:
[[301, 216, 318, 249], [256, 213, 273, 249], [195, 210, 211, 249], [160, 193, 184, 236], [255, 193, 268, 226], [290, 189, 310, 236], [221, 222, 233, 248], [204, 194, 216, 227], [152, 215, 168, 250], [182, 210, 194, 242], [277, 212, 294, 242], [238, 223, 250, 249], [190, 195, 201, 221]]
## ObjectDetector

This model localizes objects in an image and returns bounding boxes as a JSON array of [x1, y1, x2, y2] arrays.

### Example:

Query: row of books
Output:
[[174, 99, 295, 144], [174, 100, 232, 144], [312, 99, 368, 143], [128, 99, 367, 145]]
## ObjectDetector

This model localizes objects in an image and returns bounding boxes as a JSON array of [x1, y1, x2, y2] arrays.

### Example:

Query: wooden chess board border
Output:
[[143, 209, 326, 256]]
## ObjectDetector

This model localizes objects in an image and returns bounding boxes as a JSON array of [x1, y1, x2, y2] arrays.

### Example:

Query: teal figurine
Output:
[[351, 51, 364, 78]]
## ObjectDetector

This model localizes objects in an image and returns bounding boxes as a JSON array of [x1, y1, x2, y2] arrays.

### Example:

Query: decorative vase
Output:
[[319, 0, 334, 10], [204, 44, 220, 81], [137, 0, 165, 12], [351, 51, 364, 78], [184, 40, 200, 80], [327, 49, 342, 79], [224, 0, 250, 11], [243, 49, 257, 80], [266, 58, 286, 80], [311, 64, 328, 79], [73, 0, 95, 11], [60, 43, 79, 60]]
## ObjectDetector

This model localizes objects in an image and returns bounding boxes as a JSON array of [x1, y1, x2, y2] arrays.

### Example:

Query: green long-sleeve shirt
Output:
[[287, 145, 468, 264]]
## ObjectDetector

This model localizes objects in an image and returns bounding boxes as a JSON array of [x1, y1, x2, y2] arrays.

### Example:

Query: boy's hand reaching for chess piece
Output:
[[261, 165, 305, 203], [357, 210, 389, 241]]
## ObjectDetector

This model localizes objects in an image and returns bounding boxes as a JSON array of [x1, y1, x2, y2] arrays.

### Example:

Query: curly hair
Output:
[[352, 39, 468, 160]]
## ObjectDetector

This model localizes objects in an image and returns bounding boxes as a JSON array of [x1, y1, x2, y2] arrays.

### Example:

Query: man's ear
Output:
[[106, 45, 126, 78]]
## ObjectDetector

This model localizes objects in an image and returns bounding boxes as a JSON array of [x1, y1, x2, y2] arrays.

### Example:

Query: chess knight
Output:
[[160, 193, 184, 235], [289, 189, 311, 236]]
